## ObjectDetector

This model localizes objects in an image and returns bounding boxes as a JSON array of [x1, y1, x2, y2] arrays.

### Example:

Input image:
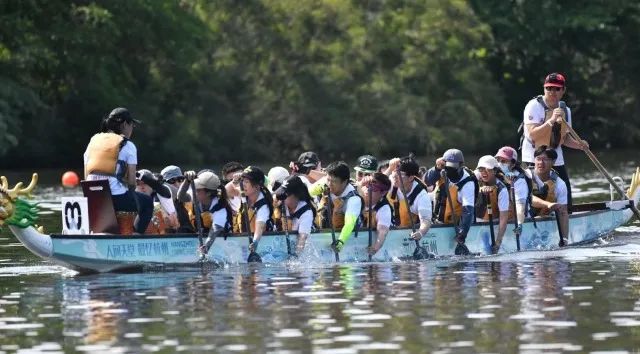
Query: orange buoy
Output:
[[62, 171, 80, 188]]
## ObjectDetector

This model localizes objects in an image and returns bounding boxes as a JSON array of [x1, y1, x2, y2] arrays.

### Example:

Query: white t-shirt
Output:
[[533, 172, 568, 205], [206, 197, 229, 229], [513, 176, 529, 204], [332, 184, 362, 218], [373, 203, 392, 228], [522, 97, 573, 165], [497, 182, 510, 212], [158, 194, 176, 215], [252, 192, 270, 224], [289, 201, 314, 235], [457, 170, 476, 207], [83, 140, 137, 195], [406, 181, 432, 223]]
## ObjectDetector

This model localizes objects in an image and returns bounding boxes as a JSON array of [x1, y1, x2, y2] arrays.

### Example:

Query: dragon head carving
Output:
[[0, 173, 39, 228]]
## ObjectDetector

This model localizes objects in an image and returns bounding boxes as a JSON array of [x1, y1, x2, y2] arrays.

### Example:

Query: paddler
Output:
[[360, 172, 393, 256], [232, 166, 275, 253], [474, 156, 510, 253], [179, 170, 233, 255], [521, 72, 589, 209], [275, 175, 317, 255], [432, 149, 477, 255], [387, 158, 432, 241], [310, 161, 362, 252], [494, 147, 532, 226], [160, 165, 195, 233], [291, 151, 323, 188], [83, 107, 152, 234], [135, 169, 176, 233], [530, 146, 569, 245]]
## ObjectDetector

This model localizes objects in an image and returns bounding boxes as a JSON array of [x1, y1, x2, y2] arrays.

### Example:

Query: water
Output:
[[1, 153, 640, 353]]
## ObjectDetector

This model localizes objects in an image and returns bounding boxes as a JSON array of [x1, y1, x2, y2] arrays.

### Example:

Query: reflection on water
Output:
[[1, 250, 640, 352]]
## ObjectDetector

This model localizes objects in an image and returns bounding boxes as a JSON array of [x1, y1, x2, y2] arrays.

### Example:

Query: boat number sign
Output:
[[61, 197, 89, 234]]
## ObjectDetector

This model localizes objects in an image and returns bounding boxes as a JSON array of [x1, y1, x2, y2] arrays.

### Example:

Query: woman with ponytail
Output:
[[275, 175, 317, 254], [391, 157, 433, 241]]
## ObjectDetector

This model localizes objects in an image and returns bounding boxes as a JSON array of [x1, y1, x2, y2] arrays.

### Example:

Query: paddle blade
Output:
[[454, 244, 470, 256], [413, 246, 435, 260], [247, 251, 262, 263]]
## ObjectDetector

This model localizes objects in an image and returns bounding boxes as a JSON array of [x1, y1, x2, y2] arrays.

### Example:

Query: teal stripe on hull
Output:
[[46, 208, 626, 272]]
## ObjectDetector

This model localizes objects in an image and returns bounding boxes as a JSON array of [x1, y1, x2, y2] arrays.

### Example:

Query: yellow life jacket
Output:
[[388, 180, 425, 227], [85, 133, 127, 177], [189, 199, 229, 231], [362, 197, 392, 228], [145, 206, 167, 234], [531, 171, 558, 216], [434, 168, 477, 224], [527, 96, 569, 149], [316, 186, 362, 229], [281, 203, 314, 231], [475, 179, 507, 221], [234, 197, 272, 233]]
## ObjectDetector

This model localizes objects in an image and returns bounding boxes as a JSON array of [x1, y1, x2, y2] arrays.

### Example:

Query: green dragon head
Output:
[[0, 173, 39, 229]]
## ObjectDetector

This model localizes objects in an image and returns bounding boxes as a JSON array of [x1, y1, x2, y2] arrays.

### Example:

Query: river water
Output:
[[1, 152, 640, 353]]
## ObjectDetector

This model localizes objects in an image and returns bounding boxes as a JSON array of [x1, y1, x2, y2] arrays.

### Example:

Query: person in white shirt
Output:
[[360, 172, 393, 256], [521, 72, 588, 209], [83, 107, 152, 234], [474, 156, 510, 253], [530, 146, 569, 245], [275, 175, 317, 255], [494, 146, 532, 226]]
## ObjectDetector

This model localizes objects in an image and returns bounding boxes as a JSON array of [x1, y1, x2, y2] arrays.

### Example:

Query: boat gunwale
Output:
[[47, 207, 621, 240]]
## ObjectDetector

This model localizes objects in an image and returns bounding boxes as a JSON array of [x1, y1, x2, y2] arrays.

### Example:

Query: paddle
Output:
[[189, 181, 206, 261], [396, 167, 429, 260], [239, 179, 262, 263], [442, 170, 470, 256], [367, 183, 373, 262], [562, 122, 640, 221], [485, 193, 496, 253], [509, 182, 522, 251], [325, 186, 340, 262], [555, 210, 566, 247], [281, 203, 295, 258]]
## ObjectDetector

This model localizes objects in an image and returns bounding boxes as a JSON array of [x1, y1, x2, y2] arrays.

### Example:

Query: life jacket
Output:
[[475, 178, 507, 221], [145, 205, 167, 235], [388, 179, 425, 227], [434, 167, 478, 224], [191, 198, 231, 233], [316, 185, 363, 229], [85, 132, 128, 180], [362, 197, 391, 229], [519, 96, 569, 150], [282, 202, 314, 231], [531, 170, 559, 216], [235, 196, 274, 233]]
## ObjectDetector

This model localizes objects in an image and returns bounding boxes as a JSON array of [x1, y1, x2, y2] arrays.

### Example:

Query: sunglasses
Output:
[[545, 86, 563, 92], [167, 177, 185, 184]]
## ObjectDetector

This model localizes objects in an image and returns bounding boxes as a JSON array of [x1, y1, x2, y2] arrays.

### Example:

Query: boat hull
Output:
[[10, 202, 630, 273]]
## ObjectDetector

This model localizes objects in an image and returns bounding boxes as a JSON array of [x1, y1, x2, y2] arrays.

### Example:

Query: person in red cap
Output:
[[520, 73, 588, 209]]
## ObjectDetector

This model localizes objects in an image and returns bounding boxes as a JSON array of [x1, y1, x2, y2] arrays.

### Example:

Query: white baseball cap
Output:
[[476, 155, 498, 170]]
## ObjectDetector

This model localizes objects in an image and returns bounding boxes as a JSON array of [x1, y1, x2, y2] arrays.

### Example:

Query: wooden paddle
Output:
[[485, 194, 496, 253], [324, 186, 340, 262], [189, 181, 206, 261], [509, 183, 521, 251], [239, 180, 262, 263], [396, 167, 429, 260], [442, 170, 470, 256], [563, 122, 640, 221]]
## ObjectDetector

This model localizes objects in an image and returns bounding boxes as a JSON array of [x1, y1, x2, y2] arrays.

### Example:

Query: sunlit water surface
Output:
[[1, 157, 640, 353]]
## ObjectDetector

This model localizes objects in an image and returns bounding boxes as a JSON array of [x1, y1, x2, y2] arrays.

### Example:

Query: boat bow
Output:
[[9, 225, 53, 259]]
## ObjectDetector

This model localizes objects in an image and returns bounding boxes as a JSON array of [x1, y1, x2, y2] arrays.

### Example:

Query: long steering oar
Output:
[[367, 185, 373, 262], [485, 194, 496, 253], [190, 181, 206, 261], [325, 187, 340, 262], [396, 168, 429, 260], [239, 181, 262, 263], [509, 182, 521, 251], [281, 203, 295, 258], [563, 122, 640, 221]]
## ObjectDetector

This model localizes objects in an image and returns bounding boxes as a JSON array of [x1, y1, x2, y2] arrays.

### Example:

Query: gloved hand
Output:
[[331, 239, 344, 252], [184, 170, 197, 181]]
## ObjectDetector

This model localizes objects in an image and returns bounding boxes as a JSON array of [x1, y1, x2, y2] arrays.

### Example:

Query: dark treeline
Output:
[[1, 0, 638, 168]]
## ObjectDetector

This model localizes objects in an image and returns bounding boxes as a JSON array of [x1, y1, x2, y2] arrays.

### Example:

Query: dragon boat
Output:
[[2, 169, 640, 273]]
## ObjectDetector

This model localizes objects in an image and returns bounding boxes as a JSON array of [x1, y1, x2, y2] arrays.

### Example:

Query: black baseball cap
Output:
[[354, 155, 378, 174], [297, 151, 319, 168], [109, 107, 141, 124]]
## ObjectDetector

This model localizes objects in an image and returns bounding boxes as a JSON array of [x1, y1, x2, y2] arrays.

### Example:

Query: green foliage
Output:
[[0, 0, 636, 168]]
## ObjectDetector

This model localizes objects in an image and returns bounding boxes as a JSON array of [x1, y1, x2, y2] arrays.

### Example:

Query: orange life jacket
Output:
[[362, 197, 392, 228], [85, 133, 127, 178], [388, 180, 424, 227], [531, 171, 558, 216], [234, 197, 273, 233], [433, 168, 478, 224], [475, 179, 507, 221]]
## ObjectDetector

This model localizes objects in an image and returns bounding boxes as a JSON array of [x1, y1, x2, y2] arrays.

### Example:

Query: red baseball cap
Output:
[[544, 73, 566, 88], [495, 146, 518, 162]]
